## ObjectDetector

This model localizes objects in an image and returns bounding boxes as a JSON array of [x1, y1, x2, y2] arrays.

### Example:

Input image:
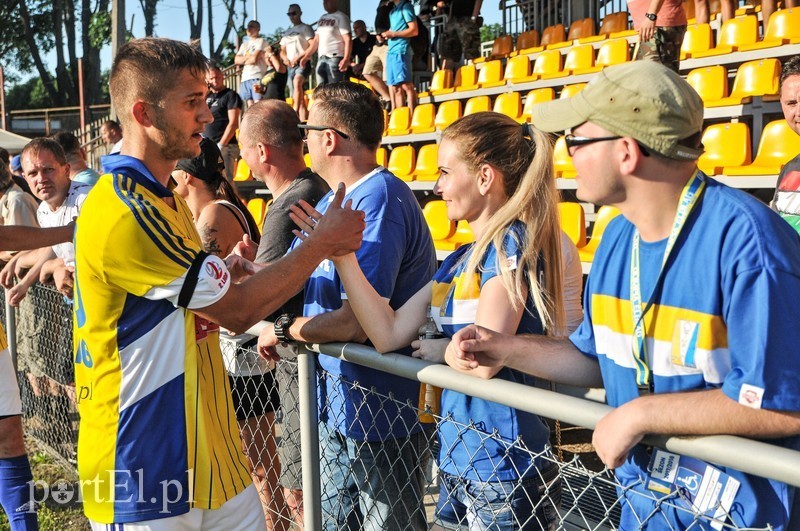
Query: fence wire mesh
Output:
[[4, 286, 783, 530]]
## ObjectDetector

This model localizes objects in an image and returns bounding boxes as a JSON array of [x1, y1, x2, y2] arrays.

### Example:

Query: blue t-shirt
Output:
[[432, 222, 550, 481], [570, 176, 800, 530], [388, 0, 416, 55], [292, 167, 437, 441], [73, 167, 101, 186]]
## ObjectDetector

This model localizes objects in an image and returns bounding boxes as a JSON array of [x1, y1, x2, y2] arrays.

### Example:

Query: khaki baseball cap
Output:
[[531, 61, 705, 161]]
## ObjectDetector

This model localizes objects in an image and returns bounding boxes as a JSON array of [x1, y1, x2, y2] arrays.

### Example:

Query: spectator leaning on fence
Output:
[[0, 157, 39, 264], [294, 112, 584, 529], [300, 0, 352, 86], [449, 61, 800, 530], [0, 223, 75, 531], [257, 81, 437, 531], [281, 5, 315, 121], [771, 55, 800, 234], [70, 37, 364, 529], [237, 99, 330, 529], [236, 20, 269, 106]]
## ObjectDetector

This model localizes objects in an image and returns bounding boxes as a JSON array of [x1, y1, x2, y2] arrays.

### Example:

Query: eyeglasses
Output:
[[287, 11, 299, 15], [564, 134, 650, 157], [297, 123, 350, 141]]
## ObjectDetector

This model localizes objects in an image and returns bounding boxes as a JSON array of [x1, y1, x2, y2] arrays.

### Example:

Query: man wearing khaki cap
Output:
[[447, 61, 800, 530]]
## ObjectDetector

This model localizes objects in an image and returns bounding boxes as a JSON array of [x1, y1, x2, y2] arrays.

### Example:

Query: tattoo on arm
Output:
[[199, 223, 223, 256]]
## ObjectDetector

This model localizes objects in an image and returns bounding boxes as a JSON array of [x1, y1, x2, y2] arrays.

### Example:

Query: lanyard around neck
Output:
[[630, 171, 705, 393]]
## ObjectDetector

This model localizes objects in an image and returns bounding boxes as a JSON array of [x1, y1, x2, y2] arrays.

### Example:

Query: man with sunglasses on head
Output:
[[449, 61, 800, 530], [257, 81, 436, 531]]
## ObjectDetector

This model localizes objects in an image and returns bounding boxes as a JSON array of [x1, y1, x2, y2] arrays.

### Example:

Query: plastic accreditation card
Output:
[[646, 449, 740, 530]]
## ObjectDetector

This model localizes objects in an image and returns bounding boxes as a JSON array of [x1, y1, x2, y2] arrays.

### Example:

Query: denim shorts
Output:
[[238, 78, 263, 102], [435, 461, 562, 530], [288, 64, 312, 96], [316, 56, 347, 85]]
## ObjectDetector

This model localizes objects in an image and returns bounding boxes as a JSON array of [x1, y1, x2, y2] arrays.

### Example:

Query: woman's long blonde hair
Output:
[[441, 112, 565, 335]]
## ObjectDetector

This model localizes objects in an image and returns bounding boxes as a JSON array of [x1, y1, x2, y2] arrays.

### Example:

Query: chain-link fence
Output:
[[5, 285, 800, 529]]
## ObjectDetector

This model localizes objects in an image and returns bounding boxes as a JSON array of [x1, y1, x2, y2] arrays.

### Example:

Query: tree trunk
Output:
[[206, 0, 214, 57], [139, 0, 158, 36], [213, 0, 236, 59], [53, 0, 75, 104], [65, 0, 79, 94], [186, 0, 202, 42], [16, 0, 63, 106]]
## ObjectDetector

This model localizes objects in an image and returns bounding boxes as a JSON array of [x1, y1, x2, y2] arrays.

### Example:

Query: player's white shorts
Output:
[[0, 347, 22, 416], [89, 483, 267, 531]]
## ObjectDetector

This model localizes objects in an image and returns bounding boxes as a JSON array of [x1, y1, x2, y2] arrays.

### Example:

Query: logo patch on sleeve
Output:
[[738, 384, 764, 409]]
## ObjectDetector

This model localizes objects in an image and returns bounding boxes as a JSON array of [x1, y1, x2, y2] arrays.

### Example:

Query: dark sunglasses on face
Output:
[[564, 134, 650, 156], [297, 123, 350, 141]]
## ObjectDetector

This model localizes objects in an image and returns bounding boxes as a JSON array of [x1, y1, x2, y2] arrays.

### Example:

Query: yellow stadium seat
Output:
[[504, 55, 536, 84], [422, 200, 456, 242], [686, 65, 729, 104], [410, 103, 436, 134], [553, 136, 577, 178], [706, 58, 781, 107], [511, 30, 540, 56], [474, 34, 514, 63], [541, 44, 594, 79], [691, 15, 759, 58], [680, 24, 713, 60], [234, 158, 251, 181], [573, 38, 630, 75], [435, 100, 463, 131], [560, 83, 587, 99], [449, 220, 475, 247], [558, 202, 587, 248], [723, 120, 800, 175], [286, 97, 294, 106], [521, 88, 556, 122], [493, 92, 524, 122], [303, 152, 311, 167], [476, 60, 506, 88], [579, 206, 621, 263], [387, 145, 416, 181], [549, 18, 595, 49], [739, 8, 800, 50], [427, 69, 455, 96], [376, 147, 387, 167], [464, 96, 491, 116], [246, 198, 266, 225], [697, 122, 752, 175], [454, 64, 479, 92], [387, 107, 412, 136], [412, 143, 439, 181], [531, 50, 563, 79]]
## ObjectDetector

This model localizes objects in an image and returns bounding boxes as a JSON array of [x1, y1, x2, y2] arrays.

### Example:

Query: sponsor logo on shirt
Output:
[[738, 383, 764, 409]]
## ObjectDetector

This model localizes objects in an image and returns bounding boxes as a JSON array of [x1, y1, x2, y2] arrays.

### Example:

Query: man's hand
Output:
[[639, 18, 657, 42], [289, 182, 365, 258], [1, 258, 19, 288], [232, 233, 258, 262], [7, 283, 29, 307], [53, 265, 75, 299], [257, 326, 281, 362], [411, 338, 449, 363], [299, 54, 310, 68], [224, 254, 261, 283], [592, 401, 647, 469], [447, 324, 513, 370], [338, 57, 350, 72]]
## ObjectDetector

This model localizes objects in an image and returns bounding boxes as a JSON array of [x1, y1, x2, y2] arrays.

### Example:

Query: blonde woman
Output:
[[291, 112, 582, 529]]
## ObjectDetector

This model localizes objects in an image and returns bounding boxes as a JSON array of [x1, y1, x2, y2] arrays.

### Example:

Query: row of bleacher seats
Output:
[[681, 10, 800, 59]]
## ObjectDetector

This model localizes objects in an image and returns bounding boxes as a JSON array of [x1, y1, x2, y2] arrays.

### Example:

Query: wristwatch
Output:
[[645, 12, 657, 21], [274, 313, 296, 343]]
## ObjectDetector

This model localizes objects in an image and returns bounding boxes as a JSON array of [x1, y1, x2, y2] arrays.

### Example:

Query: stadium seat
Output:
[[464, 96, 491, 116], [608, 12, 638, 38], [454, 64, 480, 92], [680, 24, 713, 60], [739, 8, 800, 50], [476, 60, 506, 88], [560, 83, 587, 99], [494, 92, 524, 122], [427, 69, 455, 96], [578, 206, 621, 263], [435, 100, 463, 130], [573, 38, 630, 75], [387, 106, 412, 136], [387, 145, 416, 181], [580, 11, 631, 43], [697, 122, 752, 175], [535, 23, 567, 52], [549, 18, 595, 49], [723, 120, 800, 175], [558, 202, 587, 248], [382, 109, 388, 136], [686, 65, 730, 104], [422, 200, 456, 242], [233, 158, 251, 181], [553, 136, 577, 178], [504, 55, 536, 84], [691, 15, 759, 57], [531, 50, 563, 79], [705, 58, 781, 107], [246, 198, 266, 226], [511, 30, 540, 56], [410, 103, 436, 134], [435, 219, 477, 250], [376, 147, 387, 167], [474, 34, 514, 63], [412, 143, 439, 181], [684, 0, 697, 22], [520, 88, 556, 122], [541, 44, 594, 79], [303, 153, 311, 167]]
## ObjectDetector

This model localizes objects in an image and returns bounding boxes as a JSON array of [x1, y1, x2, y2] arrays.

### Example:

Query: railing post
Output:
[[297, 344, 322, 531], [6, 297, 17, 372]]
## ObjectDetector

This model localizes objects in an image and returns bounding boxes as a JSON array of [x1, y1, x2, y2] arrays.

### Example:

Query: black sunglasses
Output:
[[297, 123, 350, 140], [287, 11, 299, 15], [564, 134, 650, 156]]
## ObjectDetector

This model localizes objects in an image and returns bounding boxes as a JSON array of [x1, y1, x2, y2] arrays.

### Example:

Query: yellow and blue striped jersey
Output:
[[72, 156, 250, 524]]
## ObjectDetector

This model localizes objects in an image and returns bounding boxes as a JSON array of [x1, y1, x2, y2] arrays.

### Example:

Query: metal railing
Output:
[[5, 284, 800, 529]]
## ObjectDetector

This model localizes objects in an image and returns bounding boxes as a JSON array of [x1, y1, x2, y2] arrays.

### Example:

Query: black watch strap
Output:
[[645, 12, 657, 21], [274, 313, 296, 343]]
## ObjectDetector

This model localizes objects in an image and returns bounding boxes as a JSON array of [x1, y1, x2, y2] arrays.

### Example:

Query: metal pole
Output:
[[6, 298, 17, 372], [298, 345, 322, 531], [252, 0, 257, 22], [78, 58, 86, 131], [0, 66, 6, 130]]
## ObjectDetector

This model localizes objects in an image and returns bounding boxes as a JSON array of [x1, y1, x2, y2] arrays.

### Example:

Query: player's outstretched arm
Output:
[[0, 223, 74, 252], [197, 183, 365, 333]]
